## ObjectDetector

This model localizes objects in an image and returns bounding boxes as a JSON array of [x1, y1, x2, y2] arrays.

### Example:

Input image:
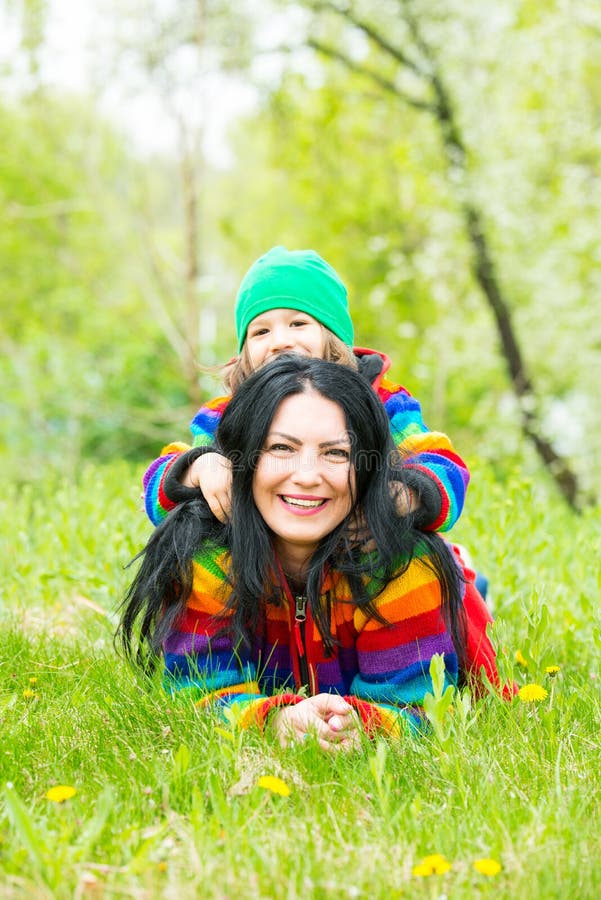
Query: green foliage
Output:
[[422, 653, 458, 747], [0, 461, 600, 897], [0, 94, 197, 473], [2, 0, 599, 507]]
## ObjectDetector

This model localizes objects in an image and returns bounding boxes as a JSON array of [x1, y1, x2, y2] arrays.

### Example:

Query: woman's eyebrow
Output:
[[268, 431, 301, 445], [267, 431, 351, 448], [319, 438, 352, 448]]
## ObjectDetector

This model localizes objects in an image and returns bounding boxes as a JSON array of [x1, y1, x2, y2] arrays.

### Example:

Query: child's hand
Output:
[[271, 694, 363, 751], [349, 484, 418, 549], [184, 452, 233, 522], [348, 511, 376, 552], [390, 482, 417, 517]]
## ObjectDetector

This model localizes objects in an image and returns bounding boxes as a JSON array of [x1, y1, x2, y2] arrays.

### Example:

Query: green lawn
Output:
[[1, 462, 599, 898]]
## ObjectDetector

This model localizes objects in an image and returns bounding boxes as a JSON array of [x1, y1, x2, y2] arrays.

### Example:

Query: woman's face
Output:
[[253, 389, 354, 572], [245, 309, 325, 370]]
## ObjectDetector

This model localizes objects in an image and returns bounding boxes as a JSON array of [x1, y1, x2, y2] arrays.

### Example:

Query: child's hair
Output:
[[222, 325, 358, 393]]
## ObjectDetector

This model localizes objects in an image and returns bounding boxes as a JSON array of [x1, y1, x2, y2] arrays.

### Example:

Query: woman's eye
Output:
[[325, 448, 351, 461], [269, 443, 293, 453]]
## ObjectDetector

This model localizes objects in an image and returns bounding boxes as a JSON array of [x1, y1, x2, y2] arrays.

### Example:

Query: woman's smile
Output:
[[278, 493, 330, 514]]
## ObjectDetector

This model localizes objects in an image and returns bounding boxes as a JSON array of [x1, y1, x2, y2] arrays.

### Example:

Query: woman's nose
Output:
[[290, 453, 322, 486]]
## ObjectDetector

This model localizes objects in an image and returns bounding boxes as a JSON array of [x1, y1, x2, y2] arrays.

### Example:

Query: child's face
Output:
[[245, 309, 325, 369]]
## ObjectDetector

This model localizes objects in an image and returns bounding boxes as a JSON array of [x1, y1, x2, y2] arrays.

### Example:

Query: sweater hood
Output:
[[353, 346, 391, 391]]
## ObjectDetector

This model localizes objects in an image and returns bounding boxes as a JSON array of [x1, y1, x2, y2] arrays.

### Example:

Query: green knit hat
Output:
[[235, 246, 354, 351]]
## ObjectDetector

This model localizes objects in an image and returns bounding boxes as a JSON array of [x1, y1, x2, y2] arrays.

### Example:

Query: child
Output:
[[144, 246, 470, 540]]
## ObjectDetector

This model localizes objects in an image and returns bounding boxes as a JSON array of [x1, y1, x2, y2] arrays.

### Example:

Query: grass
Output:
[[1, 460, 600, 898]]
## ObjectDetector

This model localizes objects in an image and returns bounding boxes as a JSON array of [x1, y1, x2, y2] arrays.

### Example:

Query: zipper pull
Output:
[[295, 595, 307, 622]]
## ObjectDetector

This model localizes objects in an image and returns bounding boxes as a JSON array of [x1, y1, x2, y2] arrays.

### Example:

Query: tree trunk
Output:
[[428, 68, 582, 508]]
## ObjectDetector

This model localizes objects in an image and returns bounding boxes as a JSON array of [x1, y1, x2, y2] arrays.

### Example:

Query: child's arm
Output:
[[379, 379, 470, 531], [143, 443, 192, 526], [143, 395, 232, 526]]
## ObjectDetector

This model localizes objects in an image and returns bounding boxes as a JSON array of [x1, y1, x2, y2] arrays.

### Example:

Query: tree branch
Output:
[[308, 0, 427, 78], [307, 38, 436, 111], [5, 199, 91, 219]]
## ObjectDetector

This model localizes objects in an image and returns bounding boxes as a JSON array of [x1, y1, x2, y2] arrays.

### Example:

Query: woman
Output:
[[118, 355, 500, 750]]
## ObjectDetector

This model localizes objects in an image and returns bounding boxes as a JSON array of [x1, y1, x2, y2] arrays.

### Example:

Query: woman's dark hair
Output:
[[117, 354, 465, 669]]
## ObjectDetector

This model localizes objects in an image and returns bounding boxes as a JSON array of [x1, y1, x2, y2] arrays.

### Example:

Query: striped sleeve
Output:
[[190, 395, 231, 445], [343, 696, 424, 738], [143, 443, 191, 526], [142, 395, 231, 526], [379, 378, 470, 531], [350, 554, 459, 714], [349, 551, 510, 733]]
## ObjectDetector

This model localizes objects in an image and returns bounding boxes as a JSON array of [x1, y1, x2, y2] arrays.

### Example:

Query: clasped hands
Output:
[[270, 694, 363, 751]]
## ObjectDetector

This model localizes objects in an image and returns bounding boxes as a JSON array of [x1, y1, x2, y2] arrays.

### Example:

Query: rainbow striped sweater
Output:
[[163, 544, 500, 737], [144, 349, 470, 531]]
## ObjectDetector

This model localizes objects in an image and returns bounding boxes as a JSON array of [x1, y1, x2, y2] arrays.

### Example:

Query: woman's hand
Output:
[[271, 694, 363, 751], [182, 452, 233, 522]]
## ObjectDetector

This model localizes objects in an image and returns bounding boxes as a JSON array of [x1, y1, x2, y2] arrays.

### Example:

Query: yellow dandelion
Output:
[[412, 854, 452, 876], [158, 862, 168, 872], [29, 677, 38, 685], [514, 650, 528, 667], [545, 665, 561, 677], [412, 863, 431, 877], [257, 775, 291, 797], [45, 785, 77, 803], [22, 689, 38, 700], [518, 683, 548, 703], [473, 858, 502, 876]]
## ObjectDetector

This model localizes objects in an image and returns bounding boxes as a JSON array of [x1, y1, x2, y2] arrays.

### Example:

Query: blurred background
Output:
[[1, 0, 599, 511]]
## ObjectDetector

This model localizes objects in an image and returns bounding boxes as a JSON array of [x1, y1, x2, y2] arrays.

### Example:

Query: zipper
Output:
[[273, 555, 316, 694], [295, 594, 307, 622], [294, 595, 310, 691]]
